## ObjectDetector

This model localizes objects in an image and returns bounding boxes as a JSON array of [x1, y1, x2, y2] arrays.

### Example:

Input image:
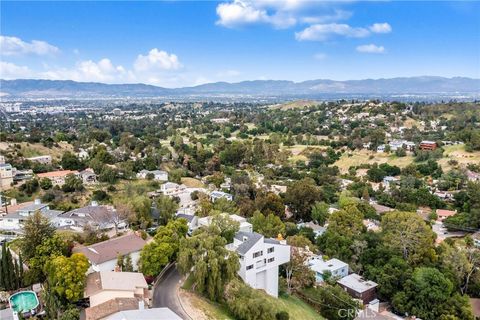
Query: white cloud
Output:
[[216, 0, 269, 27], [369, 23, 392, 34], [134, 48, 182, 71], [356, 44, 385, 54], [216, 0, 349, 29], [1, 46, 186, 86], [0, 61, 32, 79], [295, 23, 370, 41], [0, 35, 59, 56], [39, 58, 133, 83], [313, 53, 327, 60]]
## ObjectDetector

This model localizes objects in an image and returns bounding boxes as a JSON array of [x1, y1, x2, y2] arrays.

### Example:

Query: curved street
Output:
[[152, 264, 192, 320]]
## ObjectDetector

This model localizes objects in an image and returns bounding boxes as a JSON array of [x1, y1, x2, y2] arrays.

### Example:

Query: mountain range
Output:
[[1, 77, 479, 100]]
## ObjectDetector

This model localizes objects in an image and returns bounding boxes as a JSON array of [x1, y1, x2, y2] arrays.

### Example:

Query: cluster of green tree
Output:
[[224, 279, 289, 320], [299, 285, 361, 320], [11, 211, 90, 319], [178, 215, 239, 301], [0, 244, 23, 291], [376, 184, 445, 210], [366, 163, 401, 182], [315, 204, 479, 320], [414, 148, 444, 162], [116, 254, 134, 272], [140, 219, 188, 277], [446, 182, 480, 229]]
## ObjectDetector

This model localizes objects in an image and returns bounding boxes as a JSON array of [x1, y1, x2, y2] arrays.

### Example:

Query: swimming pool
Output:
[[9, 291, 40, 313]]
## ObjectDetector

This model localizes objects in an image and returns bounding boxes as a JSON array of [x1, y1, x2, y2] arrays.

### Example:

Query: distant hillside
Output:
[[270, 100, 320, 110], [1, 77, 479, 99]]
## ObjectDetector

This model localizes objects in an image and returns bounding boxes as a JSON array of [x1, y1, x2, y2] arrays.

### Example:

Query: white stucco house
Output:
[[210, 190, 233, 202], [0, 163, 14, 191], [159, 182, 186, 196], [73, 233, 147, 274], [226, 231, 290, 297], [308, 255, 349, 283], [136, 170, 168, 181], [0, 199, 63, 232]]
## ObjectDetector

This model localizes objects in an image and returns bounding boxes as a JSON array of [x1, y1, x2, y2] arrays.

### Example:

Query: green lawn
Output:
[[182, 275, 322, 320], [277, 294, 323, 320]]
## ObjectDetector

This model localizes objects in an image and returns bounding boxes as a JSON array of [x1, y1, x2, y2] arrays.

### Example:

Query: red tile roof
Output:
[[37, 170, 78, 178], [436, 209, 456, 217]]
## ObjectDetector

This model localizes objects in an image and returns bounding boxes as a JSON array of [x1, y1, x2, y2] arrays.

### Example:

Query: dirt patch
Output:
[[178, 289, 209, 320]]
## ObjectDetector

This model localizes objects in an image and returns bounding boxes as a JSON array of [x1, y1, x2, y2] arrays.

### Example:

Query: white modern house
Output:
[[136, 170, 168, 181], [226, 231, 290, 297], [308, 256, 349, 283], [73, 233, 146, 274], [210, 190, 233, 202], [159, 182, 186, 196]]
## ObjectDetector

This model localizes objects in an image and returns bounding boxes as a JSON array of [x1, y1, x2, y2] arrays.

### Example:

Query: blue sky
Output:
[[1, 1, 479, 87]]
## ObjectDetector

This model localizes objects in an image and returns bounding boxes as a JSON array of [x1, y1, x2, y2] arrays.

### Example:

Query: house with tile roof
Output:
[[37, 170, 79, 186]]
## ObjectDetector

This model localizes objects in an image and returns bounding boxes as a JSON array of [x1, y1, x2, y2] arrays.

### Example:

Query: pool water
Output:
[[9, 291, 40, 313]]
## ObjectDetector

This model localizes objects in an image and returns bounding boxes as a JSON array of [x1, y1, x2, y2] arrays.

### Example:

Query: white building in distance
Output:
[[210, 190, 233, 202], [26, 155, 52, 165], [308, 256, 349, 283], [0, 163, 14, 191], [136, 170, 168, 181]]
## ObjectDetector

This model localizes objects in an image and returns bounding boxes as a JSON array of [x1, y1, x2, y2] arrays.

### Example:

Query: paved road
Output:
[[153, 264, 192, 320], [432, 221, 466, 241]]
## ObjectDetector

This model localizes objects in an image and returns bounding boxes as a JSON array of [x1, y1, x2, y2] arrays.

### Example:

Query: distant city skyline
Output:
[[1, 1, 479, 87]]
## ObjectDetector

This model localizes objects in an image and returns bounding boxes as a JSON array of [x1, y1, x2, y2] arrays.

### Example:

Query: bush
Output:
[[225, 279, 276, 320], [92, 190, 109, 202], [276, 311, 289, 320]]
